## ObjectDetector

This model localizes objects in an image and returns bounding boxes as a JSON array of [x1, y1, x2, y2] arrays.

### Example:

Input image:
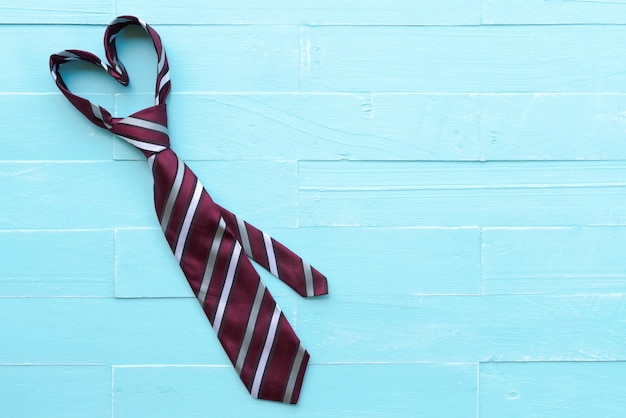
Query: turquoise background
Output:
[[2, 1, 626, 417]]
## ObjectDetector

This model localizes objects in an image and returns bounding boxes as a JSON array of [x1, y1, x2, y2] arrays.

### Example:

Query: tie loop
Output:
[[49, 16, 171, 152]]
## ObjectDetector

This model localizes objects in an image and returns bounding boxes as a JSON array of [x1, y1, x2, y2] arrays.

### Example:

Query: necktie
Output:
[[49, 15, 328, 404]]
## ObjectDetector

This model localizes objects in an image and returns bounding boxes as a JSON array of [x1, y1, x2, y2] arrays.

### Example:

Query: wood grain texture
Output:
[[303, 26, 626, 93], [115, 226, 481, 298], [480, 362, 626, 418], [0, 94, 115, 161], [483, 0, 626, 24], [0, 161, 297, 229], [299, 161, 626, 227], [0, 366, 112, 418], [0, 229, 114, 297], [0, 1, 114, 24], [299, 295, 626, 363], [4, 3, 626, 417], [0, 298, 229, 365], [481, 93, 626, 161], [114, 0, 481, 25], [113, 363, 477, 418], [115, 93, 481, 161], [1, 25, 299, 93], [482, 227, 626, 295]]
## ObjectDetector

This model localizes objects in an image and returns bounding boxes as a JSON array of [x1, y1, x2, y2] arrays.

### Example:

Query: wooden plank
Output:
[[0, 161, 297, 229], [22, 92, 626, 163], [480, 362, 626, 418], [1, 26, 111, 94], [372, 93, 481, 160], [0, 298, 229, 365], [299, 161, 626, 227], [268, 226, 481, 298], [115, 227, 306, 299], [0, 366, 111, 418], [0, 1, 114, 24], [2, 25, 299, 93], [115, 228, 191, 298], [114, 0, 481, 25], [483, 0, 626, 24], [114, 228, 307, 299], [115, 226, 480, 298], [113, 363, 477, 417], [481, 93, 626, 161], [1, 94, 115, 161], [482, 227, 626, 295], [0, 229, 114, 297], [0, 161, 155, 229], [298, 295, 626, 363], [303, 26, 626, 93], [189, 160, 298, 228], [2, 294, 623, 375], [115, 93, 480, 161]]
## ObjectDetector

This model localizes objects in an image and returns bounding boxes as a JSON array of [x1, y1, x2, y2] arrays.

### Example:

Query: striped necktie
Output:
[[49, 15, 328, 404]]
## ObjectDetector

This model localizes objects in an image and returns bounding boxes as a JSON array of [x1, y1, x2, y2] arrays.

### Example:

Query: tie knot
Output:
[[110, 104, 170, 156]]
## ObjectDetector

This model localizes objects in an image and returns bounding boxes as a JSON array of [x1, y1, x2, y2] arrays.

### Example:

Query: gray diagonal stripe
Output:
[[303, 261, 314, 297], [197, 217, 227, 305], [118, 135, 166, 153], [174, 180, 203, 261], [160, 157, 185, 231], [90, 103, 111, 129], [263, 232, 279, 277], [235, 282, 266, 374], [213, 242, 242, 334], [119, 117, 168, 135], [282, 344, 306, 403], [251, 305, 281, 399], [236, 216, 253, 258]]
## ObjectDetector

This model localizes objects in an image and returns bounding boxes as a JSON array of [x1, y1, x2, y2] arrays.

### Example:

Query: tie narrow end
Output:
[[312, 269, 329, 297]]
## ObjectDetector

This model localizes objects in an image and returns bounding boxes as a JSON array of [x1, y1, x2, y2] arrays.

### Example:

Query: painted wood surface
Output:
[[2, 2, 626, 417]]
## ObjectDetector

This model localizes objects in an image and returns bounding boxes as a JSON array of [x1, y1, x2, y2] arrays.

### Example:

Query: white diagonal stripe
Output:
[[197, 217, 227, 305], [117, 135, 166, 153], [282, 344, 306, 403], [263, 232, 278, 277], [251, 305, 281, 399], [213, 242, 242, 334], [174, 180, 203, 261], [159, 71, 171, 91], [147, 154, 156, 169], [303, 261, 314, 297], [156, 70, 171, 105], [236, 216, 253, 258], [119, 117, 168, 135], [160, 157, 185, 231], [235, 282, 266, 374]]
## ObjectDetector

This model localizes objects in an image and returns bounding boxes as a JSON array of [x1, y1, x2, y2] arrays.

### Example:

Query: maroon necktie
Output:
[[49, 15, 328, 404]]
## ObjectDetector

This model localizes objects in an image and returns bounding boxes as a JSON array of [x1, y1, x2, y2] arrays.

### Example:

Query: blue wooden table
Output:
[[2, 1, 626, 417]]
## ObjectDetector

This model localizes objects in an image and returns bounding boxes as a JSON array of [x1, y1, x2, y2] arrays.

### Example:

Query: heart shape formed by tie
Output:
[[49, 15, 330, 405], [49, 15, 171, 130]]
